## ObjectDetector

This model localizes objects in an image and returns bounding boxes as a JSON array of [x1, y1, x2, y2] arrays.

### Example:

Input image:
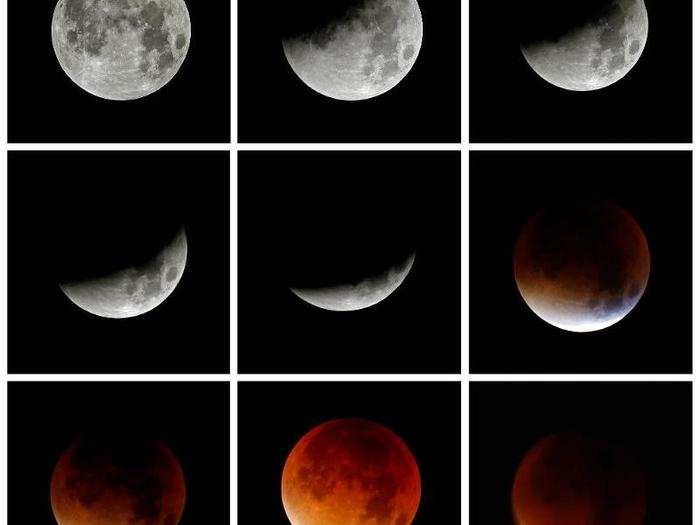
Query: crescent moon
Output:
[[60, 228, 188, 318], [291, 252, 415, 311]]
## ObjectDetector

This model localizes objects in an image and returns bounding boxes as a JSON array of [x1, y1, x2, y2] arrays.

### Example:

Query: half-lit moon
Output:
[[60, 228, 187, 318], [291, 252, 415, 311]]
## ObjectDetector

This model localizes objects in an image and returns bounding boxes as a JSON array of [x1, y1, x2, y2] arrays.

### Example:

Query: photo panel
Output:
[[9, 0, 231, 143], [9, 381, 230, 525], [238, 0, 460, 143], [470, 381, 691, 525], [238, 381, 460, 524], [470, 0, 692, 143], [8, 151, 230, 373], [238, 151, 460, 373], [470, 151, 691, 373]]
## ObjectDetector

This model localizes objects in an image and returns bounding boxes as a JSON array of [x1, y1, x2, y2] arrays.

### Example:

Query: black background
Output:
[[471, 382, 691, 525], [9, 381, 230, 525], [238, 151, 460, 374], [470, 151, 691, 374], [238, 0, 460, 143], [238, 381, 460, 524], [470, 0, 692, 143], [8, 0, 230, 143], [9, 151, 230, 373]]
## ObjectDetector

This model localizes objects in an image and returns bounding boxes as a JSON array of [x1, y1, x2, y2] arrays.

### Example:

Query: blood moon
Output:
[[51, 437, 186, 525], [512, 434, 646, 525], [514, 200, 650, 332], [281, 418, 421, 525]]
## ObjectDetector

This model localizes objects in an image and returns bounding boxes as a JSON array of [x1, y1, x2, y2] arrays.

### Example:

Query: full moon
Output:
[[291, 252, 415, 311], [51, 437, 186, 525], [512, 434, 646, 525], [514, 201, 650, 332], [60, 228, 187, 319], [52, 0, 191, 100], [282, 0, 423, 101], [521, 0, 648, 91], [282, 418, 421, 525]]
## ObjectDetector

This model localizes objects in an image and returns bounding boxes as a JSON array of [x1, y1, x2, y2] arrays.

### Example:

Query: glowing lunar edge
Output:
[[291, 252, 415, 311], [521, 0, 648, 91], [60, 228, 187, 319], [282, 0, 423, 101]]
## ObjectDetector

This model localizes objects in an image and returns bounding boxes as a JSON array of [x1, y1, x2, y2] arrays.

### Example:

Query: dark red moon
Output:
[[514, 200, 650, 332], [281, 418, 421, 525], [51, 437, 186, 525], [512, 434, 647, 525]]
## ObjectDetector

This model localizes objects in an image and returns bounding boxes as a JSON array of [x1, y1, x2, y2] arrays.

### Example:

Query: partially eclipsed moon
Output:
[[521, 0, 648, 91], [514, 201, 650, 332], [60, 228, 187, 318], [282, 418, 421, 525], [291, 252, 415, 311], [52, 0, 191, 100], [51, 438, 186, 525], [282, 0, 423, 100]]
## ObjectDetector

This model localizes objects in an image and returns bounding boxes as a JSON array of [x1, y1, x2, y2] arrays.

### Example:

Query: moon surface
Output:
[[282, 0, 423, 100], [291, 252, 415, 311], [51, 438, 186, 525], [521, 0, 648, 91], [514, 201, 650, 332], [52, 0, 191, 100], [282, 418, 421, 525], [512, 434, 646, 525], [60, 228, 187, 319]]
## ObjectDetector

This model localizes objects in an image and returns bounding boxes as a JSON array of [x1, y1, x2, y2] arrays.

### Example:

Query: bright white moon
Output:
[[291, 252, 415, 311], [60, 228, 188, 318]]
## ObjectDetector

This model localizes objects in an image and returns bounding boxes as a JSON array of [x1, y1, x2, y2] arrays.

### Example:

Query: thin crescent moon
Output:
[[60, 228, 188, 319], [291, 252, 415, 311]]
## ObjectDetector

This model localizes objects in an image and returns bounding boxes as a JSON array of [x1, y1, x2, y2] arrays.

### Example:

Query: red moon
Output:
[[512, 434, 647, 525], [281, 418, 421, 525], [51, 438, 186, 525], [514, 200, 650, 332]]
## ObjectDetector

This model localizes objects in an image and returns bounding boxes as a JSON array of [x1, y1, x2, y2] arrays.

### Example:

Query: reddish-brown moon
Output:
[[514, 200, 650, 332], [281, 418, 421, 525], [51, 437, 186, 525], [512, 434, 647, 525]]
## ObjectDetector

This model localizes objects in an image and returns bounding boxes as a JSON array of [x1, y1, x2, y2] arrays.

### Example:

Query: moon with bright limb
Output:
[[52, 0, 191, 100], [51, 437, 186, 525], [282, 418, 421, 525], [514, 201, 649, 332], [291, 252, 415, 311], [282, 0, 423, 101], [60, 228, 187, 318], [521, 0, 648, 91]]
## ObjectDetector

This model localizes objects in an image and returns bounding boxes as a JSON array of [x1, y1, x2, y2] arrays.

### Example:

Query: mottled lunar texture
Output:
[[282, 0, 423, 100], [514, 201, 649, 332], [51, 438, 186, 525], [52, 0, 191, 100], [282, 418, 421, 525], [512, 434, 646, 525], [60, 228, 187, 318], [521, 0, 648, 91], [291, 252, 415, 311]]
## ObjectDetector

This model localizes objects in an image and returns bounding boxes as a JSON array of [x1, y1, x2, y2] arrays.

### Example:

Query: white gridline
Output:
[[0, 0, 697, 524]]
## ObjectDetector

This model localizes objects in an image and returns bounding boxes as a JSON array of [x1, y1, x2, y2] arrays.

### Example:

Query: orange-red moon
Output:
[[512, 434, 646, 525], [281, 418, 421, 525], [514, 200, 650, 332], [51, 438, 186, 525]]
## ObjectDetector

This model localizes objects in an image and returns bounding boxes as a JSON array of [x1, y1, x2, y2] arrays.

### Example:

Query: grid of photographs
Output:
[[0, 0, 695, 524]]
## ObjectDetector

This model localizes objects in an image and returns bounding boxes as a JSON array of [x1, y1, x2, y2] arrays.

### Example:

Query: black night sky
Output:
[[470, 151, 691, 374], [8, 151, 230, 374]]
